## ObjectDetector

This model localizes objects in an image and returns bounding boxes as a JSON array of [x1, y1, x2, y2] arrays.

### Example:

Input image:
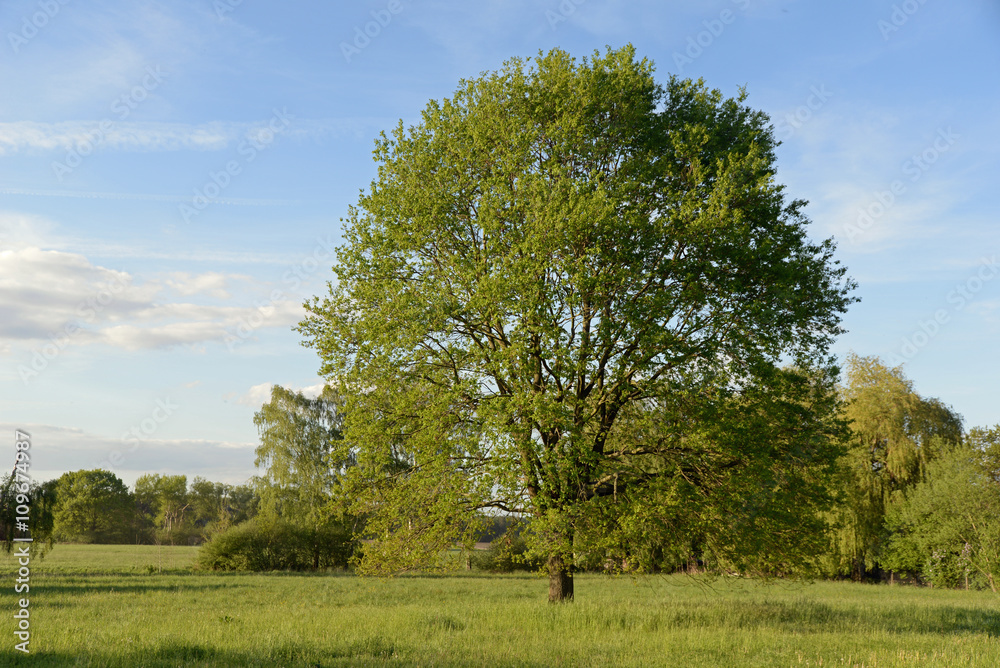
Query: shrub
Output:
[[197, 517, 354, 571], [471, 534, 543, 573]]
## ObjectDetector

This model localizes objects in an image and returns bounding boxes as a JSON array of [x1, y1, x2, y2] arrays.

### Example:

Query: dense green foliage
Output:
[[253, 386, 349, 524], [197, 516, 353, 571], [135, 473, 193, 544], [251, 384, 358, 568], [883, 428, 1000, 590], [189, 476, 258, 536], [0, 472, 55, 556], [42, 469, 258, 546], [829, 354, 965, 580], [51, 469, 136, 543], [298, 45, 855, 600], [469, 531, 544, 573]]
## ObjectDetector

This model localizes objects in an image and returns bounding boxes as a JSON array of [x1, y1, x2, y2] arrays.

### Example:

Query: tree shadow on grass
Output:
[[647, 598, 1000, 637], [0, 637, 427, 668], [27, 578, 244, 598]]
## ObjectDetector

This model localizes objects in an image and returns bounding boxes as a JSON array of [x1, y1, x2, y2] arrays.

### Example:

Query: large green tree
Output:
[[53, 470, 134, 543], [253, 385, 354, 568], [883, 436, 1000, 590], [135, 474, 192, 545], [189, 477, 258, 539], [832, 354, 963, 579], [299, 46, 855, 601]]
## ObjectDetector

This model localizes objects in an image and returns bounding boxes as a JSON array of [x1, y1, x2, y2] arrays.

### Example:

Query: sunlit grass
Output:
[[9, 542, 199, 574], [1, 544, 998, 666]]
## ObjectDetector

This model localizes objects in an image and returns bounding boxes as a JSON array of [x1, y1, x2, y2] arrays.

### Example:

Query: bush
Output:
[[471, 534, 543, 573], [197, 517, 354, 571]]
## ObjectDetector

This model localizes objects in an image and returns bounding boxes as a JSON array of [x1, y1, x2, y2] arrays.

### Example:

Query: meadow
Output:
[[2, 545, 999, 667]]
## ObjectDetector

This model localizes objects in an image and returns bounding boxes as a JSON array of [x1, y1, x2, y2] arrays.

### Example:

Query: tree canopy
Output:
[[253, 385, 355, 568], [831, 353, 963, 579], [299, 45, 856, 601], [253, 385, 347, 527], [135, 474, 192, 544], [1, 472, 55, 557], [52, 469, 134, 544]]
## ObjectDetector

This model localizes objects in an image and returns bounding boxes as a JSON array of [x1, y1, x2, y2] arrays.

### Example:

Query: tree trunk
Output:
[[548, 554, 574, 603], [851, 557, 864, 582]]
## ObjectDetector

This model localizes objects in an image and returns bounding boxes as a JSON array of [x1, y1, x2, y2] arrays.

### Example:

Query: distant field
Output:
[[4, 543, 199, 574], [2, 544, 999, 667]]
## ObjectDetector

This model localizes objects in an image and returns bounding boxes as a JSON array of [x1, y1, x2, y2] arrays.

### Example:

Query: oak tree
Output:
[[299, 46, 855, 601]]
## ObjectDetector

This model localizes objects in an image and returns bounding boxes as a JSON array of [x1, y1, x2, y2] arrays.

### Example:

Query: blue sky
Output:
[[1, 0, 998, 487]]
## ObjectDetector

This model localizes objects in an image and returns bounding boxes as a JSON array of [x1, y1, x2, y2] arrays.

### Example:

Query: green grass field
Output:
[[2, 545, 999, 666]]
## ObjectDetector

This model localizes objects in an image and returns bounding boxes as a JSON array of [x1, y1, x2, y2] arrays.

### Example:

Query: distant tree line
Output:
[[0, 470, 261, 547]]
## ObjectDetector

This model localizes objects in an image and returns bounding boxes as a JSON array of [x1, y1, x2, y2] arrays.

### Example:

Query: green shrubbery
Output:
[[470, 534, 544, 573], [197, 517, 354, 571]]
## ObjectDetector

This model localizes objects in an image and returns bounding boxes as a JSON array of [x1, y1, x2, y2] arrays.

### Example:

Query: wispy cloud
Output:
[[0, 121, 233, 154], [0, 246, 304, 350], [0, 421, 256, 486], [0, 187, 300, 206], [775, 101, 976, 253], [0, 117, 373, 156]]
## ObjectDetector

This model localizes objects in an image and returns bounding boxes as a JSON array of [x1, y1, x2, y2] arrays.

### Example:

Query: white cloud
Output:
[[0, 121, 236, 155], [298, 383, 326, 398], [0, 247, 146, 340], [236, 382, 275, 407], [87, 299, 305, 350], [0, 245, 304, 350], [0, 117, 377, 156], [0, 421, 256, 487], [234, 380, 326, 408], [776, 103, 974, 252], [0, 212, 58, 249], [166, 271, 243, 299], [99, 321, 228, 350]]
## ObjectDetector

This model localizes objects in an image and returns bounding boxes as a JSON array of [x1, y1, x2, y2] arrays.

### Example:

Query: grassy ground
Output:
[[2, 545, 999, 666]]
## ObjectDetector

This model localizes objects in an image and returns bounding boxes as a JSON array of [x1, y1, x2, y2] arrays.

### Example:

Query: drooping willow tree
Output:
[[833, 353, 963, 579], [0, 470, 56, 558]]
